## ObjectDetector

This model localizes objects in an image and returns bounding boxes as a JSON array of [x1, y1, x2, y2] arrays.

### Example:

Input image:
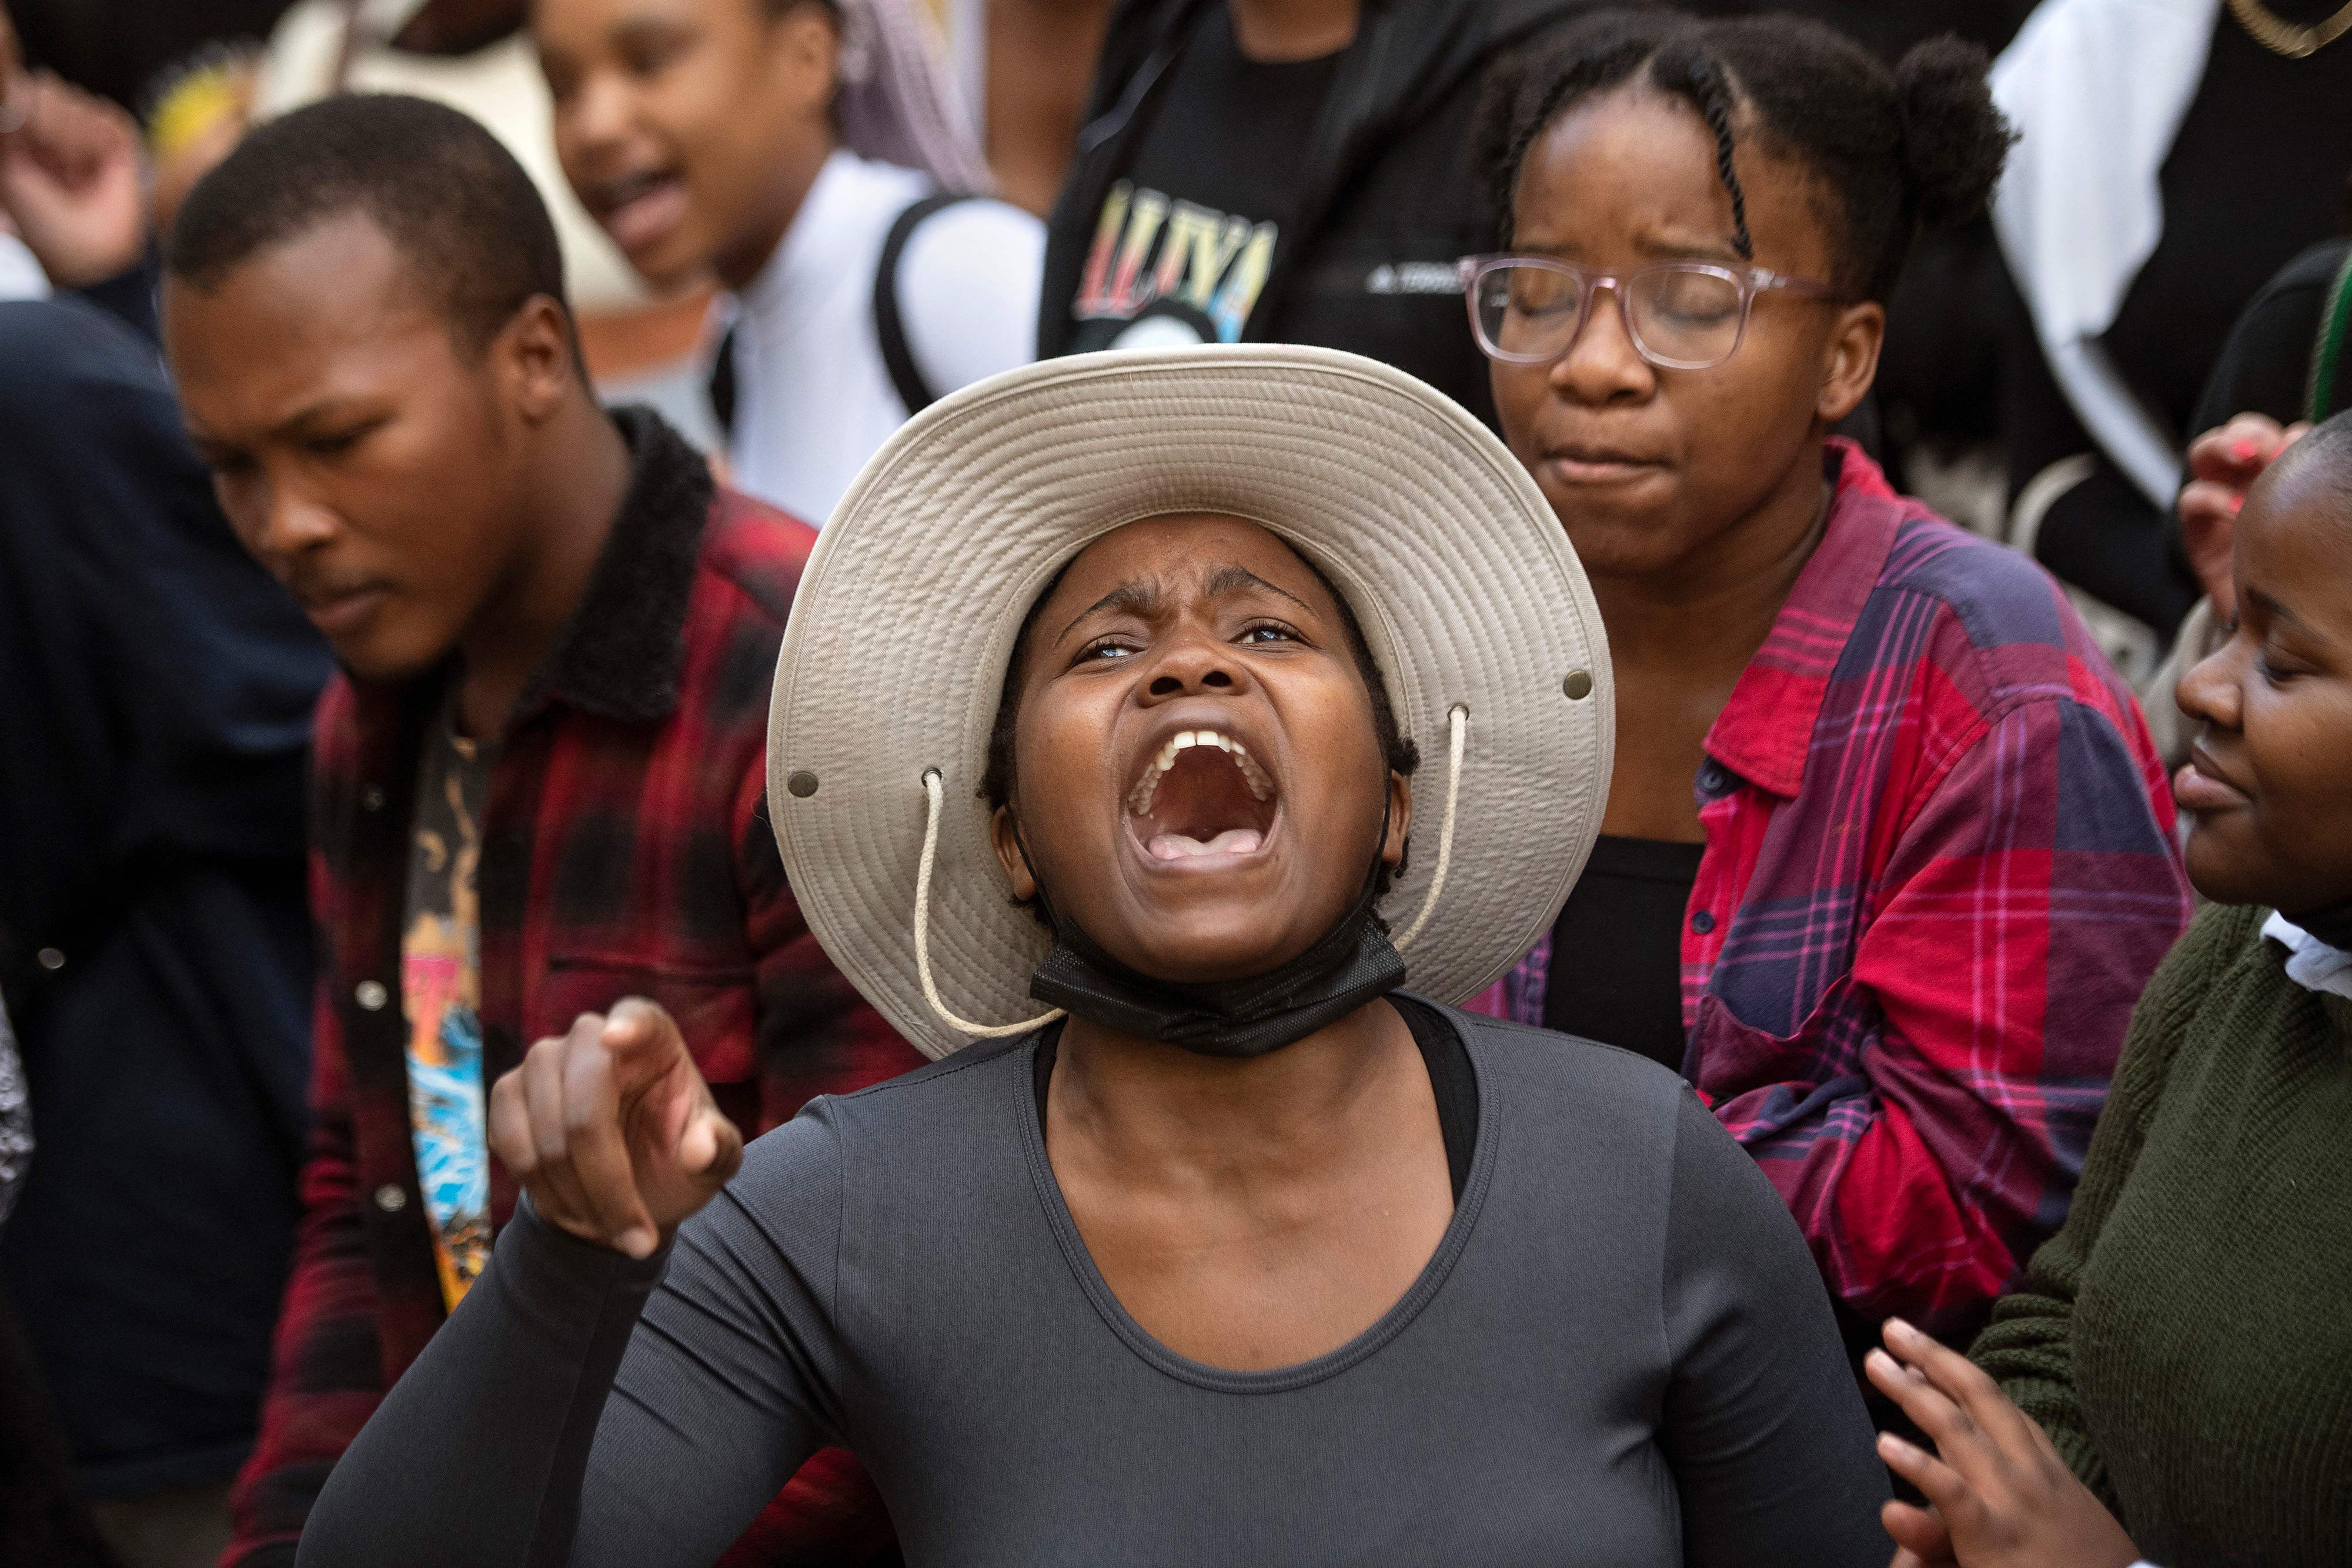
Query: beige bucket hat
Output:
[[767, 344, 1613, 1061]]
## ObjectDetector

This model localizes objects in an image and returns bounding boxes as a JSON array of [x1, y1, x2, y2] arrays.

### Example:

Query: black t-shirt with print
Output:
[[1067, 6, 1341, 351]]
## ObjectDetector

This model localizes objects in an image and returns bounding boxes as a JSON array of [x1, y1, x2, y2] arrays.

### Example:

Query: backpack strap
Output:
[[2306, 245, 2352, 423], [707, 322, 739, 440], [873, 192, 977, 417]]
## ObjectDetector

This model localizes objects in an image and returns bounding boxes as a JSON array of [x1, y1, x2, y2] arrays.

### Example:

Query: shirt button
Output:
[[360, 785, 387, 812], [355, 979, 390, 1011], [374, 1184, 408, 1213], [35, 947, 65, 972], [1690, 911, 1717, 935]]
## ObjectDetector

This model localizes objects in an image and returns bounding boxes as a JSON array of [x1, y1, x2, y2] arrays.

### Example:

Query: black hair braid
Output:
[[1653, 42, 1755, 260], [1475, 12, 1679, 249], [1478, 9, 2013, 303]]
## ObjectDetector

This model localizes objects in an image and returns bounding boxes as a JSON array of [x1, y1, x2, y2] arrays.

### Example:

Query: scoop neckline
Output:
[[1013, 1002, 1498, 1395]]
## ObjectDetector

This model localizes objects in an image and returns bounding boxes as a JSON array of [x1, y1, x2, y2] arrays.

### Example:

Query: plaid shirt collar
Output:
[[345, 406, 716, 734], [1702, 439, 1902, 800]]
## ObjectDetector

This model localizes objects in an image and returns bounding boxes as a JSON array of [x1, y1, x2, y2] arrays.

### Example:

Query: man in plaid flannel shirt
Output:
[[161, 99, 921, 1567], [1478, 442, 2193, 1356]]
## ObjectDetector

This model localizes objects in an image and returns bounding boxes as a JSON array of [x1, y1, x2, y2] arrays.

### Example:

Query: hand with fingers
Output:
[[2178, 412, 2310, 622], [489, 998, 745, 1260], [1866, 1318, 2138, 1568], [0, 68, 149, 287]]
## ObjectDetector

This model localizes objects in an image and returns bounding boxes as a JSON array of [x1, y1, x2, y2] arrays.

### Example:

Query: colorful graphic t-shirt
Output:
[[1067, 5, 1339, 352], [401, 718, 496, 1309]]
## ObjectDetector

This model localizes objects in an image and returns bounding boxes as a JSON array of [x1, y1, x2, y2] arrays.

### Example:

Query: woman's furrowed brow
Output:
[[1049, 565, 1312, 649], [1509, 226, 1746, 265], [1054, 580, 1162, 648], [1200, 564, 1312, 613], [1630, 226, 1747, 263]]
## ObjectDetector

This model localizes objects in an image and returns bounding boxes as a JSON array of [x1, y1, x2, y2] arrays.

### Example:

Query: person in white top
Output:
[[0, 5, 41, 300], [535, 0, 1044, 524], [256, 0, 654, 320], [0, 229, 39, 300], [0, 11, 44, 299]]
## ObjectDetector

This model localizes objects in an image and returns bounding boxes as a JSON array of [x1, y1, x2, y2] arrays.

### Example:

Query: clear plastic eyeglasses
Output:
[[1458, 255, 1839, 372]]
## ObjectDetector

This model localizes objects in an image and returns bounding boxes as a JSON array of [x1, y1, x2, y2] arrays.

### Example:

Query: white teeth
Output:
[[1125, 728, 1275, 816]]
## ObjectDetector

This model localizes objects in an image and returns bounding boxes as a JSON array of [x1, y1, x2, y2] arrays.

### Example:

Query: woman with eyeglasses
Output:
[[1467, 11, 2191, 1372]]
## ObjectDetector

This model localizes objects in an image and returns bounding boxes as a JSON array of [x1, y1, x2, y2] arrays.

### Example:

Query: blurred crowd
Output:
[[0, 0, 2347, 1564]]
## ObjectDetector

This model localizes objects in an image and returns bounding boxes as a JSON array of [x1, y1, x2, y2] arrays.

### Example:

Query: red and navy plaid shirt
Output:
[[1475, 443, 2190, 1342], [224, 412, 922, 1567]]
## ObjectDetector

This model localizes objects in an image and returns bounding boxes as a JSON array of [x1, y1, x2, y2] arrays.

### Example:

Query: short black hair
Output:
[[2263, 407, 2352, 519], [981, 539, 1422, 916], [167, 93, 570, 353], [2294, 407, 2352, 472], [1478, 9, 2014, 303]]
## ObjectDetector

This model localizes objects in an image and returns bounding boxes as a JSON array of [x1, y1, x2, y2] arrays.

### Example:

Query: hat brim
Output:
[[768, 345, 1613, 1060]]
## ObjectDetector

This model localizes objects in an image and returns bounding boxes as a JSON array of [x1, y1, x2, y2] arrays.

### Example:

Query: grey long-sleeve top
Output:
[[296, 1004, 1890, 1567]]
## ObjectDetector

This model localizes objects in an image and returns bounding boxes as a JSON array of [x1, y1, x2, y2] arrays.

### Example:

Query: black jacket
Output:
[[1038, 0, 1595, 426], [0, 297, 330, 1496]]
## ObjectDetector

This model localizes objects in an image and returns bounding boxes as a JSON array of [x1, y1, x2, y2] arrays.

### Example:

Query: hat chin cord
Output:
[[913, 705, 1468, 1042], [1388, 704, 1465, 953], [916, 767, 1066, 1040]]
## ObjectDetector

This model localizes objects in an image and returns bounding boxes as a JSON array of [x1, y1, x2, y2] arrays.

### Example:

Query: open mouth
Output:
[[587, 168, 690, 255], [1125, 729, 1278, 864]]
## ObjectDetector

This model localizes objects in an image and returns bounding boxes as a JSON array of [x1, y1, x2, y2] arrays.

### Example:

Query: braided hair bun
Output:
[[1894, 35, 2013, 234], [1479, 10, 2017, 303]]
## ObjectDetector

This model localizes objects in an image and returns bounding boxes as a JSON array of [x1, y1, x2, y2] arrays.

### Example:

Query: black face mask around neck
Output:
[[1020, 818, 1405, 1059], [2284, 895, 2352, 954]]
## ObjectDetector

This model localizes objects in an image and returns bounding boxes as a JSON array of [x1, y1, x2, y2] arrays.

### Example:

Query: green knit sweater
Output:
[[1972, 901, 2352, 1567]]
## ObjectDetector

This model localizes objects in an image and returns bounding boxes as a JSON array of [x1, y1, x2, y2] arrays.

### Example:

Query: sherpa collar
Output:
[[513, 405, 715, 726]]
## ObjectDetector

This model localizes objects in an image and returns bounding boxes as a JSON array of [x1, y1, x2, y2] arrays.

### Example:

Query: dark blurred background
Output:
[[9, 0, 296, 108]]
